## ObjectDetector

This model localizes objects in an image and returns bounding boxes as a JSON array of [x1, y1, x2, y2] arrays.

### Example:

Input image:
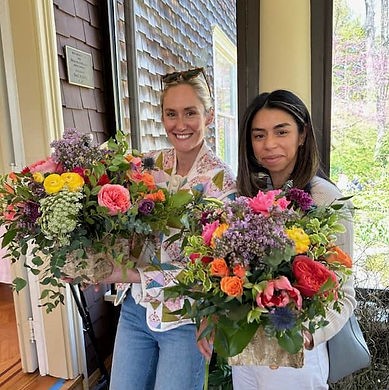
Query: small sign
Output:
[[65, 46, 94, 89]]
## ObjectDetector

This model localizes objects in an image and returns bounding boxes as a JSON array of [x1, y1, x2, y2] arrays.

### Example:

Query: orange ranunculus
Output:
[[220, 276, 244, 297], [210, 258, 229, 277], [140, 172, 156, 190], [233, 264, 246, 278], [325, 246, 352, 268], [144, 189, 165, 202]]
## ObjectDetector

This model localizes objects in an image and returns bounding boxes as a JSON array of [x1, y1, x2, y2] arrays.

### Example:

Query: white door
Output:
[[0, 0, 87, 381], [0, 0, 38, 373]]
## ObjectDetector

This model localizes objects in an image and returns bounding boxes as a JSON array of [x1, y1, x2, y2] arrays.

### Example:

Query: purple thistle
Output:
[[287, 188, 314, 211], [142, 157, 155, 170], [138, 199, 155, 215], [269, 307, 297, 331]]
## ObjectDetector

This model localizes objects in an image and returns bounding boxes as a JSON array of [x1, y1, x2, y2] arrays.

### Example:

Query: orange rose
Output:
[[325, 246, 352, 268], [210, 258, 229, 277], [233, 264, 246, 278], [145, 189, 166, 202], [220, 276, 244, 297]]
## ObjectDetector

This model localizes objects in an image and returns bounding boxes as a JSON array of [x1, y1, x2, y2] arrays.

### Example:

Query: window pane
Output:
[[332, 0, 389, 289]]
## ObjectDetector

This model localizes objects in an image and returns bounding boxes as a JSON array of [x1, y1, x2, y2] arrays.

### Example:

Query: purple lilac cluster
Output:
[[286, 188, 314, 212], [213, 197, 294, 269], [50, 128, 107, 170]]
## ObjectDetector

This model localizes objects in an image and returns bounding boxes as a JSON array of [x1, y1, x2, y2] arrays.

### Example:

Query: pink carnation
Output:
[[274, 196, 290, 211], [256, 275, 302, 310], [28, 157, 61, 174], [248, 190, 278, 216], [202, 221, 220, 246], [97, 184, 131, 215]]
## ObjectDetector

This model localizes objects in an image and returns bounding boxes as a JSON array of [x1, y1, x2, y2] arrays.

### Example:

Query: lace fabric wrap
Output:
[[228, 327, 304, 368]]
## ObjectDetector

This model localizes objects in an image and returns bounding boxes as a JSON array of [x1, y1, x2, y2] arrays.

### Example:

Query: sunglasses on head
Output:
[[161, 67, 212, 97], [161, 67, 205, 84]]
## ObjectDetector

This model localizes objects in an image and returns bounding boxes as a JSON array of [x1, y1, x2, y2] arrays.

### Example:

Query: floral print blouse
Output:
[[115, 142, 237, 331]]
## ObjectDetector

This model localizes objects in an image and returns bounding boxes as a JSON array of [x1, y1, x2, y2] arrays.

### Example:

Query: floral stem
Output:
[[204, 359, 210, 390]]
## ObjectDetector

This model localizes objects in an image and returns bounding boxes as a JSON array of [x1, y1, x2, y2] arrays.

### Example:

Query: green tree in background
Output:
[[332, 0, 389, 289]]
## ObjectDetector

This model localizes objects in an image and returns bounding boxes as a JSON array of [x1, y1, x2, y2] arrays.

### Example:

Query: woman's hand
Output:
[[101, 265, 141, 284], [303, 330, 314, 350], [196, 318, 214, 361]]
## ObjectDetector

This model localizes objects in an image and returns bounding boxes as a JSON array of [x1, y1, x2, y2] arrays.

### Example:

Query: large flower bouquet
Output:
[[166, 183, 353, 363], [0, 129, 192, 311]]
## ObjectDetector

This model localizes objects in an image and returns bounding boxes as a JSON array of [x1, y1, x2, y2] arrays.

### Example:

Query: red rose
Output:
[[292, 255, 338, 297]]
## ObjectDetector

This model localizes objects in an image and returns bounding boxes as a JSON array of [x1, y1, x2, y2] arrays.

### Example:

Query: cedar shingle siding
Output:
[[54, 0, 111, 145], [133, 0, 236, 151]]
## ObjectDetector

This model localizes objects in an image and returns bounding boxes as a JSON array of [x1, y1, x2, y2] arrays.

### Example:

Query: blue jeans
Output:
[[109, 294, 205, 390]]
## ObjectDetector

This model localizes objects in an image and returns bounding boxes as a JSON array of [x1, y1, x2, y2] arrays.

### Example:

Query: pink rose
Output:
[[256, 275, 302, 310], [248, 190, 280, 216], [28, 157, 61, 174], [97, 184, 131, 215], [202, 221, 220, 245]]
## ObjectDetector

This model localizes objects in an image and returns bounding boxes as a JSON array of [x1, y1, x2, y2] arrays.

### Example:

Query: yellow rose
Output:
[[286, 227, 310, 254], [61, 172, 84, 191], [32, 172, 44, 183], [43, 174, 65, 194]]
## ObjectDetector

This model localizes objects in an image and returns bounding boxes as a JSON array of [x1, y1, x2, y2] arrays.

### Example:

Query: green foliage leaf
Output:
[[2, 229, 17, 248], [214, 320, 259, 358], [13, 277, 27, 292]]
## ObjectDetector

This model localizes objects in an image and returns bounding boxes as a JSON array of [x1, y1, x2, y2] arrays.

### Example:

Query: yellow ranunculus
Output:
[[43, 174, 65, 194], [32, 172, 44, 183], [61, 172, 84, 191], [286, 226, 310, 254]]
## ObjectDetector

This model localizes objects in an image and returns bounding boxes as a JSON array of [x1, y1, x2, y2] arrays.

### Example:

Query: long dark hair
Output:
[[237, 89, 325, 196]]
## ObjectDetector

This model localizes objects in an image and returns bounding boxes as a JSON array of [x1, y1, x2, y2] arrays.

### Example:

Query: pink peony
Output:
[[256, 275, 302, 310], [28, 157, 62, 174], [97, 184, 131, 215], [202, 221, 220, 246]]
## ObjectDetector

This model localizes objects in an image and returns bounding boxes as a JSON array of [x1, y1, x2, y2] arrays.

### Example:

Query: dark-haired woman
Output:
[[232, 90, 356, 390]]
